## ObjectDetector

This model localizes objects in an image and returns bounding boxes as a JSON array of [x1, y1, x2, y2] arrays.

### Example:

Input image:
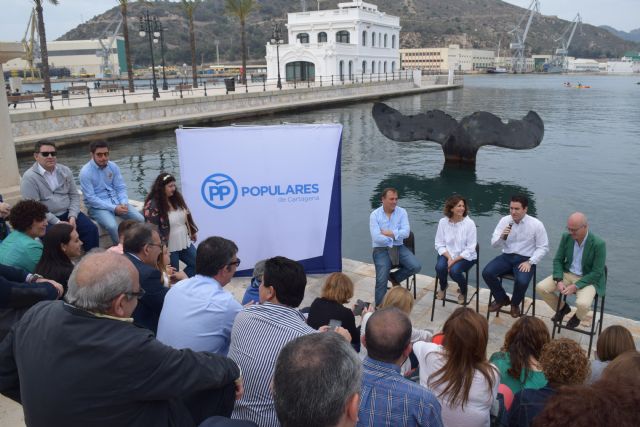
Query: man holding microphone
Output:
[[483, 195, 549, 318]]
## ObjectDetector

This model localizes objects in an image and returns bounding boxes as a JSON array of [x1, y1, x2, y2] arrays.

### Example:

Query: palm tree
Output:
[[118, 0, 143, 93], [181, 0, 200, 88], [225, 0, 254, 84], [32, 0, 58, 97]]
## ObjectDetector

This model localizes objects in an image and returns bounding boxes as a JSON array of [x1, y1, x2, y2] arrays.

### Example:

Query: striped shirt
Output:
[[357, 357, 443, 427], [434, 216, 478, 261], [229, 302, 317, 426]]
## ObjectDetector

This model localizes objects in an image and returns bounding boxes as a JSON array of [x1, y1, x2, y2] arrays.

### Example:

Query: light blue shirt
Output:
[[570, 231, 588, 276], [370, 205, 410, 248], [156, 275, 242, 355], [79, 159, 129, 212]]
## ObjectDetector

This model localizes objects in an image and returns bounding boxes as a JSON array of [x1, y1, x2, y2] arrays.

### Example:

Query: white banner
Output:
[[176, 124, 342, 275]]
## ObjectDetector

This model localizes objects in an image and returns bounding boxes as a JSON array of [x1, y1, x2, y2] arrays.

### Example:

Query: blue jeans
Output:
[[55, 211, 100, 252], [482, 253, 535, 306], [169, 243, 196, 277], [373, 245, 422, 306], [435, 255, 476, 295], [88, 205, 144, 244]]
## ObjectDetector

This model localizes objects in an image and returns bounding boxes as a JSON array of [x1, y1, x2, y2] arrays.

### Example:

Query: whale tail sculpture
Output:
[[372, 103, 544, 165]]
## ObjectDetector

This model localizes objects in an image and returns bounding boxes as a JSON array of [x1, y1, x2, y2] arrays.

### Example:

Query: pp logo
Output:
[[201, 173, 238, 209]]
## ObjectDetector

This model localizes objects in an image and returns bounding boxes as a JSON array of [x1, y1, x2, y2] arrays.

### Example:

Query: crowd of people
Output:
[[0, 141, 637, 427]]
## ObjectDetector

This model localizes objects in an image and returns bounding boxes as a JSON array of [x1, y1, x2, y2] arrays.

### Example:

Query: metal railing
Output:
[[7, 70, 425, 111]]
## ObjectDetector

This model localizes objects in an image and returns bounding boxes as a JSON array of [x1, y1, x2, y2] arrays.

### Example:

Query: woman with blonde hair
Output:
[[589, 325, 636, 384], [414, 307, 499, 427], [307, 272, 362, 350], [490, 316, 550, 393]]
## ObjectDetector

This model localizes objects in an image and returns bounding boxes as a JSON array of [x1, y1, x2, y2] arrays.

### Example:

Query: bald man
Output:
[[536, 212, 606, 329]]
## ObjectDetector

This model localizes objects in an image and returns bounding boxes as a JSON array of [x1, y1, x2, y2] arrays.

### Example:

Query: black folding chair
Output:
[[486, 269, 537, 319], [390, 231, 417, 299], [431, 244, 480, 321], [552, 266, 607, 357]]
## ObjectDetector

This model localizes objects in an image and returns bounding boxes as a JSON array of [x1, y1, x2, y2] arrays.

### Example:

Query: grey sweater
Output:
[[21, 163, 81, 224]]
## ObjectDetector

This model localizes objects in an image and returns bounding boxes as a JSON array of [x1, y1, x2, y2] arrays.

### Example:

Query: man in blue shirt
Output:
[[157, 236, 242, 355], [369, 188, 421, 306], [79, 141, 143, 244], [358, 308, 442, 427]]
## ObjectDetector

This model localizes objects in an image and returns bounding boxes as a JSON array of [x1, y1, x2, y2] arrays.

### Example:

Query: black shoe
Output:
[[551, 303, 571, 323], [566, 314, 581, 329], [488, 296, 511, 312]]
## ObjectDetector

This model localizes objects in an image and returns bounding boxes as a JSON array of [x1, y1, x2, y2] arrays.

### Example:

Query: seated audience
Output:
[[506, 338, 590, 427], [358, 307, 443, 427], [34, 223, 82, 290], [157, 236, 242, 355], [490, 316, 550, 394], [0, 200, 48, 272], [600, 349, 640, 386], [0, 195, 9, 241], [0, 263, 63, 339], [241, 259, 265, 305], [414, 307, 499, 427], [361, 287, 432, 374], [308, 272, 361, 350], [107, 219, 139, 254], [588, 325, 636, 384], [273, 332, 361, 427], [123, 223, 169, 333], [228, 256, 350, 426], [157, 243, 172, 287], [0, 251, 242, 427]]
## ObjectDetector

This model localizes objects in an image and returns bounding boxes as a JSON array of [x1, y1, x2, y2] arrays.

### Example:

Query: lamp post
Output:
[[270, 23, 284, 90], [156, 19, 168, 91], [139, 10, 160, 100]]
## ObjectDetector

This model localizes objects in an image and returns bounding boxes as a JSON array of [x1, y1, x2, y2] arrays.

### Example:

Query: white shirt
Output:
[[490, 214, 549, 265], [37, 163, 59, 191], [570, 231, 588, 276], [167, 209, 190, 252], [414, 342, 499, 427], [435, 216, 477, 261]]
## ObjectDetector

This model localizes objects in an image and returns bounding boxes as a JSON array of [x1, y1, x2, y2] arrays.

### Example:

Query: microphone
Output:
[[502, 222, 514, 240]]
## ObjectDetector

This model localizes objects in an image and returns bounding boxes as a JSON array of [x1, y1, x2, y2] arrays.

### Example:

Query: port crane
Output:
[[548, 13, 582, 71], [95, 19, 122, 78], [509, 0, 539, 73], [21, 8, 41, 79]]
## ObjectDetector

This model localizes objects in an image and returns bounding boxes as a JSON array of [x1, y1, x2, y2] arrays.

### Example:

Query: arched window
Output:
[[372, 61, 375, 73], [362, 31, 367, 46], [392, 61, 396, 72], [348, 60, 353, 80], [317, 32, 327, 43], [285, 61, 315, 81], [336, 30, 350, 43], [362, 60, 366, 73], [339, 60, 344, 81], [384, 61, 387, 73], [296, 33, 309, 44], [392, 35, 396, 49], [371, 32, 376, 47], [378, 33, 382, 47], [384, 34, 388, 48]]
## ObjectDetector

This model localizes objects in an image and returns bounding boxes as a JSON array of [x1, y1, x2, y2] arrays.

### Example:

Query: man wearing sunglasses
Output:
[[21, 140, 99, 251]]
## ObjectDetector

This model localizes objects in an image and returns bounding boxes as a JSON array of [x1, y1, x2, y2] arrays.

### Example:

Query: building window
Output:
[[372, 61, 375, 73], [392, 61, 396, 72], [317, 32, 327, 43], [362, 60, 366, 73], [336, 30, 350, 43], [362, 31, 367, 46], [296, 33, 309, 44], [384, 34, 388, 48], [285, 61, 315, 81], [392, 35, 396, 49], [372, 32, 376, 47], [339, 60, 344, 81], [384, 61, 387, 73], [378, 33, 382, 47], [348, 60, 353, 80]]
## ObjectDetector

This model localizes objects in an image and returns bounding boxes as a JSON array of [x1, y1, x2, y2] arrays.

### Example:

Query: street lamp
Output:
[[156, 19, 168, 91], [139, 9, 160, 100], [270, 23, 284, 90]]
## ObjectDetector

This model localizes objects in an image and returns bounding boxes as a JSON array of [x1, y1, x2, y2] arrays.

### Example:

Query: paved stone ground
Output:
[[1, 257, 638, 425]]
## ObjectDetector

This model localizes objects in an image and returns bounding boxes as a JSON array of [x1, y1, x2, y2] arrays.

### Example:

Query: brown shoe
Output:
[[389, 275, 401, 287], [510, 305, 521, 318], [488, 297, 511, 312]]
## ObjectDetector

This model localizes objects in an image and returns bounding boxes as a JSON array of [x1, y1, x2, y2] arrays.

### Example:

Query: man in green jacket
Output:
[[536, 212, 606, 329]]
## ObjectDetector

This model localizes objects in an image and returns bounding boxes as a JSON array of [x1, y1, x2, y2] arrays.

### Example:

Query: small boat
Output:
[[575, 84, 591, 89], [487, 67, 508, 74]]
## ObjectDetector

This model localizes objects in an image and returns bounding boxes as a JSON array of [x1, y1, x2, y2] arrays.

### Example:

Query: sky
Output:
[[0, 0, 638, 42]]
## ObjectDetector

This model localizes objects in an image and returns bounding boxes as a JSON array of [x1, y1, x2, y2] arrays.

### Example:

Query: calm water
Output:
[[18, 74, 640, 319]]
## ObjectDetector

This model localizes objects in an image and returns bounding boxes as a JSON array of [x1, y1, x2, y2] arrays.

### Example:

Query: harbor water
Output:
[[18, 74, 640, 320]]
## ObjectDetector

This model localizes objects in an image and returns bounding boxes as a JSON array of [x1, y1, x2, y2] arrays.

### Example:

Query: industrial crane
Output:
[[509, 0, 539, 73], [21, 8, 41, 79], [96, 19, 123, 78], [549, 13, 582, 72]]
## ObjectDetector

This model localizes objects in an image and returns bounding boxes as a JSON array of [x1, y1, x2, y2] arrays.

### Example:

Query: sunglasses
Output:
[[227, 258, 241, 267], [39, 151, 57, 157]]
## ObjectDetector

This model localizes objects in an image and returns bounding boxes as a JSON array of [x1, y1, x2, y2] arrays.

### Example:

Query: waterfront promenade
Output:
[[1, 256, 639, 425]]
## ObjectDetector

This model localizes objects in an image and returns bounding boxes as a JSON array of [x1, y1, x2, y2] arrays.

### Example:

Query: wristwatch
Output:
[[28, 273, 43, 283]]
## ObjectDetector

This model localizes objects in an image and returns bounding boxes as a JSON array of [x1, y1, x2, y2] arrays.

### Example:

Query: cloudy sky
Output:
[[0, 0, 637, 42]]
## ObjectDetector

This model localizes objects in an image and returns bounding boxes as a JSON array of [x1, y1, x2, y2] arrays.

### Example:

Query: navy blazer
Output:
[[125, 253, 167, 334]]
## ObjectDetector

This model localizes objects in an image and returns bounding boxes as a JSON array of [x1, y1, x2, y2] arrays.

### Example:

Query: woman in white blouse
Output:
[[434, 195, 477, 304]]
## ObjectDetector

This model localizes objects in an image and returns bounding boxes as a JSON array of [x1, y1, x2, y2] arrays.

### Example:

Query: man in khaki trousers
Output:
[[536, 212, 606, 329]]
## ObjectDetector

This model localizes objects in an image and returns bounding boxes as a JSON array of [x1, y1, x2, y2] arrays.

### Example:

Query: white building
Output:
[[3, 38, 124, 78], [606, 55, 640, 73], [265, 1, 400, 82], [567, 58, 600, 72], [400, 45, 495, 72]]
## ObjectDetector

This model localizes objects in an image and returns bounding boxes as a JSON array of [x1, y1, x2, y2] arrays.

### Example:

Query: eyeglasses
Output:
[[39, 151, 57, 157], [147, 242, 163, 249], [94, 152, 109, 158], [567, 225, 585, 233], [125, 288, 146, 300], [227, 258, 241, 267]]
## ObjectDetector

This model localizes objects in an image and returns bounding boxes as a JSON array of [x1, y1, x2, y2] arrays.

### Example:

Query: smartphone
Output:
[[328, 319, 342, 331], [354, 299, 371, 316]]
